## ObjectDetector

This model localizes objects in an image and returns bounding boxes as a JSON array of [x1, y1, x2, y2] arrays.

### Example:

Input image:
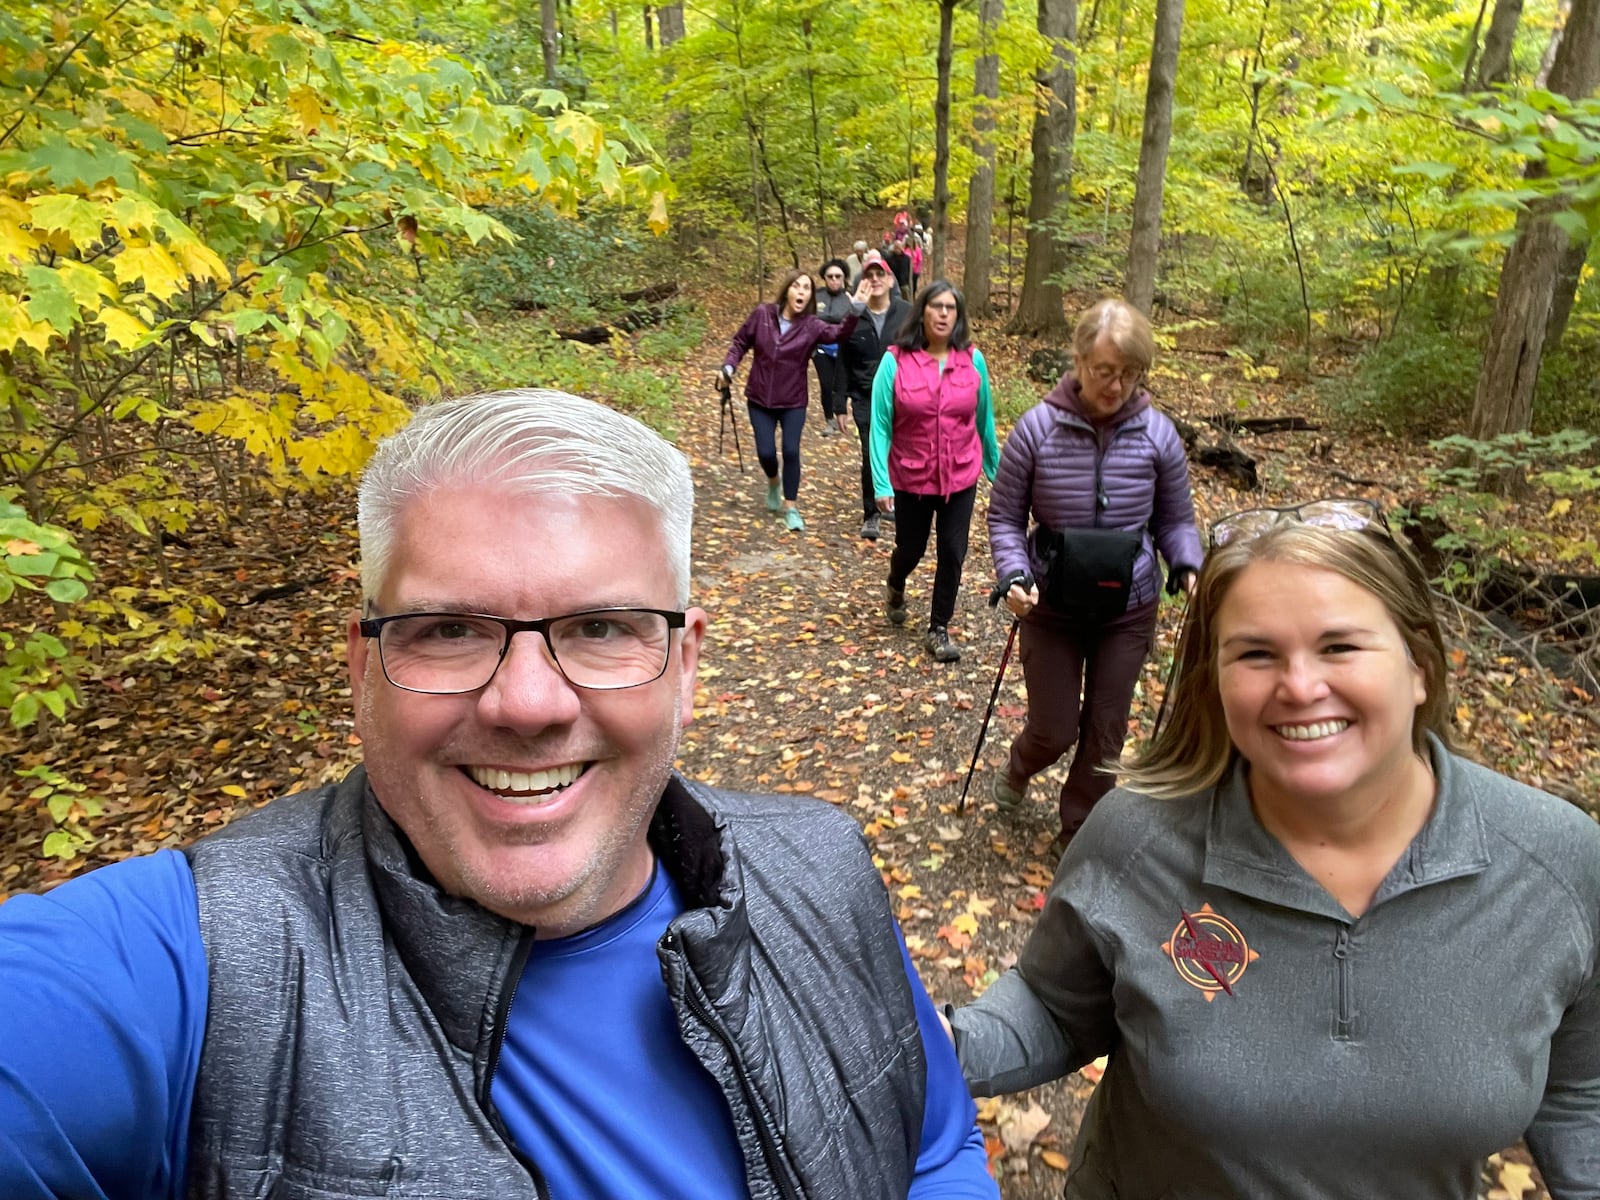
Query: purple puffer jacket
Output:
[[723, 303, 858, 410], [988, 375, 1203, 612]]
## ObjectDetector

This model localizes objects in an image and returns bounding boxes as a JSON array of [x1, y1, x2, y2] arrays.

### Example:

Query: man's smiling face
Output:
[[348, 486, 704, 936]]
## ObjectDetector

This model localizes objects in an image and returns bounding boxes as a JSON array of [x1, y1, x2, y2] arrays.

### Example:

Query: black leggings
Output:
[[812, 353, 846, 419], [887, 485, 977, 629], [747, 402, 806, 501]]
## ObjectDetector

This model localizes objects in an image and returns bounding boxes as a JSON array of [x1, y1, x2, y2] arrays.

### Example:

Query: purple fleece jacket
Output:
[[988, 375, 1203, 611], [723, 303, 859, 410]]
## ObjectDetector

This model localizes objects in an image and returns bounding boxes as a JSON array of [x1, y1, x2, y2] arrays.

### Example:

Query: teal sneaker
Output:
[[766, 482, 782, 512], [784, 508, 805, 532]]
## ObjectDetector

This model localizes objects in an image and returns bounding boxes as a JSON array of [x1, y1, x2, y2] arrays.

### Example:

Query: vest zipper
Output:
[[480, 928, 551, 1200], [667, 932, 804, 1200], [1332, 926, 1354, 1042]]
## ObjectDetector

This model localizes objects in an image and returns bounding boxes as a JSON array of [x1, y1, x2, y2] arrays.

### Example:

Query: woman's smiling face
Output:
[[1215, 559, 1426, 817]]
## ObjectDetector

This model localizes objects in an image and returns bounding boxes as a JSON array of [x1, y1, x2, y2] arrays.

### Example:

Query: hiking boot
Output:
[[924, 625, 960, 663], [784, 508, 805, 532], [860, 513, 881, 540], [765, 482, 782, 512], [992, 774, 1027, 812], [885, 584, 908, 626], [820, 423, 834, 437], [882, 507, 897, 524]]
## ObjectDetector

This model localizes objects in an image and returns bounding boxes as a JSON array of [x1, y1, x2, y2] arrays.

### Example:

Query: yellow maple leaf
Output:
[[1495, 1157, 1536, 1199], [169, 236, 230, 285], [98, 306, 150, 349], [1547, 497, 1572, 520], [0, 294, 55, 353], [113, 241, 188, 302], [952, 912, 979, 937], [288, 86, 333, 135]]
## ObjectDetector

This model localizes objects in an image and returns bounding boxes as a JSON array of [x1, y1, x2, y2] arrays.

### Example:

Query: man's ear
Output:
[[676, 607, 708, 729], [346, 610, 371, 716]]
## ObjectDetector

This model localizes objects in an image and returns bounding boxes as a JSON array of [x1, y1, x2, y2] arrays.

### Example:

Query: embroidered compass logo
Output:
[[1162, 903, 1259, 1001]]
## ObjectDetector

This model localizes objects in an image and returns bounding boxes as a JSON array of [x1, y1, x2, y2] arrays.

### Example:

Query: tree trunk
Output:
[[541, 0, 560, 82], [643, 4, 654, 51], [1008, 0, 1077, 336], [964, 0, 1005, 316], [1478, 0, 1524, 87], [802, 17, 830, 257], [1471, 0, 1600, 452], [931, 0, 957, 281], [1544, 240, 1589, 352], [657, 1, 684, 44], [1124, 0, 1185, 314], [1460, 0, 1491, 90]]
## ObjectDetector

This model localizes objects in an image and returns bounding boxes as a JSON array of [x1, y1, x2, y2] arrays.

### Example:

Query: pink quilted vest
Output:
[[887, 347, 983, 496]]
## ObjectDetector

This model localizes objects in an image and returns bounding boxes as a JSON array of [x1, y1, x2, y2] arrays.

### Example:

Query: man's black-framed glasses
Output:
[[358, 608, 687, 694], [1209, 498, 1387, 548]]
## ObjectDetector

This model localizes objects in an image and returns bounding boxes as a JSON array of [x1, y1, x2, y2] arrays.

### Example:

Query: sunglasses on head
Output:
[[1209, 498, 1387, 548]]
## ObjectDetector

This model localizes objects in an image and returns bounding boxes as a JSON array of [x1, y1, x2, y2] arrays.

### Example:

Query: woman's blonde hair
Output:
[[1120, 521, 1458, 798], [1073, 298, 1156, 371]]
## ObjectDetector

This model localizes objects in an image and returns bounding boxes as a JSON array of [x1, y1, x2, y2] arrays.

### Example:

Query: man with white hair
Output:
[[0, 391, 997, 1199], [846, 239, 870, 288]]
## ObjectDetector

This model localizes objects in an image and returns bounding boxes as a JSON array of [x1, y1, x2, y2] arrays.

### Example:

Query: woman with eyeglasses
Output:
[[950, 500, 1600, 1197], [719, 268, 869, 532], [988, 298, 1202, 856], [811, 258, 853, 439], [870, 280, 1000, 664]]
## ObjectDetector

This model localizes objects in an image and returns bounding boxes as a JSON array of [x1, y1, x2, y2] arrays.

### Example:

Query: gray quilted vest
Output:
[[184, 769, 926, 1198]]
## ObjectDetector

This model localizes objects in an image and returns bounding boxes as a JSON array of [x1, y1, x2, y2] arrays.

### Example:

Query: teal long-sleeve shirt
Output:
[[870, 348, 1001, 501]]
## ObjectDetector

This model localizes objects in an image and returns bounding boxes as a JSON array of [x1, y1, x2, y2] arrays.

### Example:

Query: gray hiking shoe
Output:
[[924, 626, 960, 663], [885, 584, 908, 626], [992, 774, 1027, 812], [861, 514, 881, 540]]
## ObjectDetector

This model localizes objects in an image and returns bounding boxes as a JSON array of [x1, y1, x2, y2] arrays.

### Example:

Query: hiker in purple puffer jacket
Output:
[[988, 298, 1202, 856]]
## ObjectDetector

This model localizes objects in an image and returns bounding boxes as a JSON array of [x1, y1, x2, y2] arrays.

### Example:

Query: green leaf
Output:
[[41, 830, 79, 860], [27, 194, 106, 245], [21, 267, 80, 333], [9, 691, 39, 728], [1391, 161, 1454, 181]]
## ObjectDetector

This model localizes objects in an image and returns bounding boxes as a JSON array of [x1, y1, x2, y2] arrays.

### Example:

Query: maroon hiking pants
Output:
[[1004, 598, 1159, 837]]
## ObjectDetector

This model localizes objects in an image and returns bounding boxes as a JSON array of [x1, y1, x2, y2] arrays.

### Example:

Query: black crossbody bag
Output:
[[1031, 524, 1143, 625]]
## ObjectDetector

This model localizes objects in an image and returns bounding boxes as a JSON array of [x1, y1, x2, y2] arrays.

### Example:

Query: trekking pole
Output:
[[716, 376, 746, 472], [956, 573, 1032, 816], [1148, 590, 1191, 743]]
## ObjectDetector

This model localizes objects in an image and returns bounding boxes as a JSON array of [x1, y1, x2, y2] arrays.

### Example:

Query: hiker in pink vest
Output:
[[870, 280, 1000, 663]]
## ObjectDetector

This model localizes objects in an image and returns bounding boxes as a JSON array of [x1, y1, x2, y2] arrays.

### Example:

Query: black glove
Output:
[[989, 571, 1034, 608], [1166, 565, 1198, 596]]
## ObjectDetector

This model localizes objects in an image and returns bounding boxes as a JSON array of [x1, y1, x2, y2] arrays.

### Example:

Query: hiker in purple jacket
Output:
[[987, 298, 1202, 856], [720, 269, 867, 532]]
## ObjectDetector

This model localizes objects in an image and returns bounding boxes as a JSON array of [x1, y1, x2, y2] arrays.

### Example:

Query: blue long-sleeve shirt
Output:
[[0, 850, 995, 1199]]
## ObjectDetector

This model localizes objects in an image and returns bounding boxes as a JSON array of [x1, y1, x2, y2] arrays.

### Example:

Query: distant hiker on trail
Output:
[[886, 237, 913, 299], [846, 240, 870, 288], [719, 268, 868, 532], [909, 236, 924, 296], [871, 280, 999, 664], [952, 500, 1600, 1197], [987, 298, 1201, 857], [812, 258, 853, 439], [842, 250, 909, 542], [0, 389, 1000, 1200]]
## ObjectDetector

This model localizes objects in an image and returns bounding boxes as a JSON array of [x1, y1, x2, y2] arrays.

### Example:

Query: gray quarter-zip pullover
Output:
[[953, 737, 1600, 1198]]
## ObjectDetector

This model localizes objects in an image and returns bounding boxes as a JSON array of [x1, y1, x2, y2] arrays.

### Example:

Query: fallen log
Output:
[[1171, 415, 1261, 491], [1203, 414, 1320, 435]]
